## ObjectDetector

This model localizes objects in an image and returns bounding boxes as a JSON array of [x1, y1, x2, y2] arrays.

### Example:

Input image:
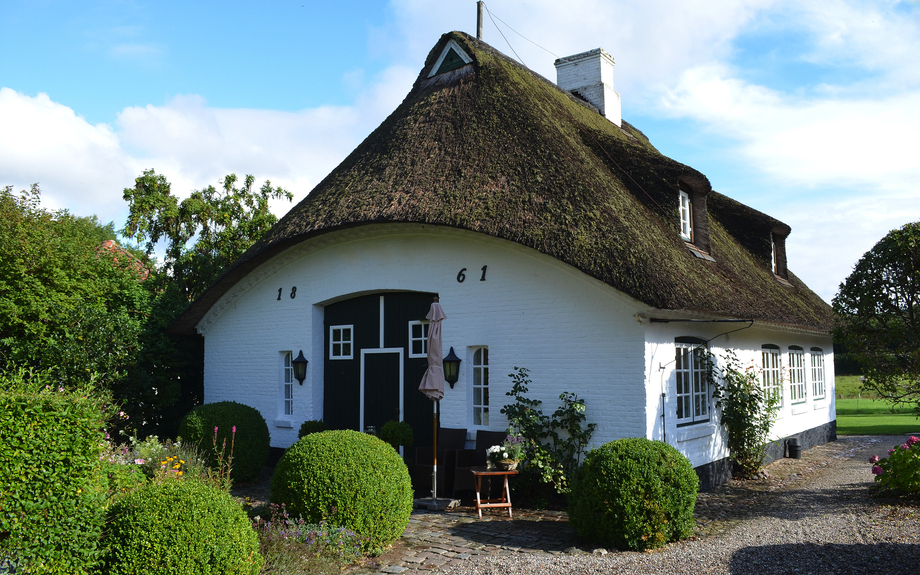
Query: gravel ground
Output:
[[438, 435, 920, 575]]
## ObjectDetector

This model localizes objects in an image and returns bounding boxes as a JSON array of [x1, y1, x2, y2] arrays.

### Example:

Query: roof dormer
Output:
[[678, 177, 712, 257]]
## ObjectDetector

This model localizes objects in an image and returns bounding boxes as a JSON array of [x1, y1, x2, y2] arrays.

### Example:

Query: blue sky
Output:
[[2, 0, 919, 303]]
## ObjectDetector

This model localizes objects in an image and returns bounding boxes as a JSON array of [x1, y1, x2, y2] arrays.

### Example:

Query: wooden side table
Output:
[[468, 466, 518, 518]]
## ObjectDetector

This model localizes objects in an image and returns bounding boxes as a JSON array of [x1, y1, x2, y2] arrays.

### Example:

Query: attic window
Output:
[[428, 39, 473, 78], [770, 228, 790, 282], [677, 180, 712, 255]]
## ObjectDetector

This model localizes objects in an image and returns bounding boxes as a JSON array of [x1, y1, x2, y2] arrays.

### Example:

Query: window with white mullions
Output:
[[811, 348, 826, 399], [762, 344, 782, 408], [789, 346, 806, 405], [675, 338, 709, 425], [282, 351, 294, 417], [471, 347, 489, 427], [679, 190, 693, 241], [408, 320, 429, 358], [330, 325, 353, 359]]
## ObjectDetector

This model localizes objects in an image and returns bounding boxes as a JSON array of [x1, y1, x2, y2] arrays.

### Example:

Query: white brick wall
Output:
[[200, 224, 647, 449]]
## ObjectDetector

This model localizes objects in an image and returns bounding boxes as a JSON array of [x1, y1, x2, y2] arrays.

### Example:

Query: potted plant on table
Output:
[[487, 431, 525, 470]]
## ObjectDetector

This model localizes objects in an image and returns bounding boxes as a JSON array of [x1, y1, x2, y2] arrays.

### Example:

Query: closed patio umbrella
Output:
[[418, 298, 448, 507]]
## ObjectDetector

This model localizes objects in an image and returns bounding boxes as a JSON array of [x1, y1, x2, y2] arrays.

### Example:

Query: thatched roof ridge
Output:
[[172, 31, 833, 335]]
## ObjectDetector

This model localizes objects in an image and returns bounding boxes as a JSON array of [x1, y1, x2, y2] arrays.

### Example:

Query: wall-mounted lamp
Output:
[[292, 350, 308, 385], [443, 347, 461, 388]]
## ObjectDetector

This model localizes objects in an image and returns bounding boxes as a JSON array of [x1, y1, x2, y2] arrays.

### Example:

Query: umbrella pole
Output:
[[431, 400, 438, 502]]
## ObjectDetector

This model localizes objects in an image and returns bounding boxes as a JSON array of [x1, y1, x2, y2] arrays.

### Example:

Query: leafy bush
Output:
[[101, 477, 263, 575], [0, 367, 109, 574], [869, 436, 920, 496], [298, 419, 328, 438], [500, 367, 596, 494], [713, 351, 780, 478], [270, 430, 413, 553], [98, 461, 148, 504], [179, 401, 269, 482], [569, 438, 699, 551], [380, 420, 414, 449]]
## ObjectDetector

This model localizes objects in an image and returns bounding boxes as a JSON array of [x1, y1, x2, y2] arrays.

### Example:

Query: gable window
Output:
[[789, 346, 806, 405], [281, 351, 294, 417], [762, 344, 783, 408], [329, 325, 353, 359], [675, 338, 709, 425], [679, 190, 693, 241], [408, 320, 429, 358], [811, 348, 826, 399], [471, 347, 489, 427]]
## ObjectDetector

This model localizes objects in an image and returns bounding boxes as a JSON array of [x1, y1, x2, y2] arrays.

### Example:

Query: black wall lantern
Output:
[[443, 347, 461, 388], [292, 350, 308, 385]]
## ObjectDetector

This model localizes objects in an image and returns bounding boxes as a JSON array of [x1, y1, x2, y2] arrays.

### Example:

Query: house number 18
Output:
[[277, 287, 297, 300], [456, 266, 487, 283]]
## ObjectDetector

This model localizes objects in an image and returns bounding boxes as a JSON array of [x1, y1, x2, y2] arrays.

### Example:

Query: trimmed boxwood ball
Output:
[[271, 429, 413, 553], [101, 477, 263, 575], [179, 401, 270, 483], [569, 437, 699, 551]]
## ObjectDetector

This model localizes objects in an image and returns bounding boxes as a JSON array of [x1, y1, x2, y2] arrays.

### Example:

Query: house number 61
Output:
[[457, 266, 487, 283]]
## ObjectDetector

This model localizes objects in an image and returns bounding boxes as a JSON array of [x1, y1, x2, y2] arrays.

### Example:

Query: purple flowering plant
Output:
[[868, 436, 920, 496]]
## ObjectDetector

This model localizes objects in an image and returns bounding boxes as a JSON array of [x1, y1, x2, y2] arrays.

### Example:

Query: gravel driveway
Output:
[[437, 435, 920, 575]]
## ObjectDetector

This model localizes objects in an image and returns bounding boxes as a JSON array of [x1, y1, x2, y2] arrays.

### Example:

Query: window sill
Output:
[[791, 404, 808, 415], [675, 423, 717, 443], [684, 242, 715, 262], [274, 419, 294, 429], [813, 400, 827, 409]]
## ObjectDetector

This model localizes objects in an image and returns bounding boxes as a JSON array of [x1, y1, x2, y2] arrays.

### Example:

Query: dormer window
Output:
[[679, 190, 692, 241], [770, 227, 790, 282], [677, 179, 712, 256]]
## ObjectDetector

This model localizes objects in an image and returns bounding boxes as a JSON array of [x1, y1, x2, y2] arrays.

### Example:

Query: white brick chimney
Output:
[[554, 48, 621, 127]]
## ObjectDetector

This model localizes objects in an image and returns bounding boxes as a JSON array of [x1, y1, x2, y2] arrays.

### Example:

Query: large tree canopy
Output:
[[833, 221, 920, 409], [0, 185, 151, 388], [123, 169, 292, 302]]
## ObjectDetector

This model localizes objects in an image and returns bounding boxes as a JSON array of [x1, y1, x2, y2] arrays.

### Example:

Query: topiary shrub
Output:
[[270, 429, 413, 553], [0, 367, 108, 574], [298, 419, 328, 438], [179, 401, 269, 483], [380, 420, 414, 450], [101, 477, 263, 575], [568, 437, 699, 551]]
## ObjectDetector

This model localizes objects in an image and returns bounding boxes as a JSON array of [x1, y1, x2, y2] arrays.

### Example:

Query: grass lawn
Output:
[[836, 398, 920, 435]]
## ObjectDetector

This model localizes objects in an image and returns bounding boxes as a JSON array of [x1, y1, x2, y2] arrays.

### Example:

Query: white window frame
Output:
[[788, 346, 806, 405], [811, 348, 826, 400], [329, 325, 353, 359], [762, 344, 783, 408], [408, 320, 429, 358], [471, 347, 489, 427], [281, 351, 294, 417], [679, 190, 693, 241], [675, 340, 709, 426]]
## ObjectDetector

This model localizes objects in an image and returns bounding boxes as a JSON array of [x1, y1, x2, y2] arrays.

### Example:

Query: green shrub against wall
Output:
[[101, 477, 263, 575], [0, 367, 108, 574], [568, 438, 699, 551], [179, 401, 270, 483], [271, 430, 413, 553]]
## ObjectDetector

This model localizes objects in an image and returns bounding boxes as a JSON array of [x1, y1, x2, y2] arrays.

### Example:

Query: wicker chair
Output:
[[452, 429, 509, 497], [413, 427, 467, 496]]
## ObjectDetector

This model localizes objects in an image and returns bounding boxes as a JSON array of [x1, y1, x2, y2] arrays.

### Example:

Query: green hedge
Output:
[[271, 430, 413, 553], [569, 438, 699, 551], [101, 477, 263, 575], [179, 401, 270, 483], [0, 367, 108, 574]]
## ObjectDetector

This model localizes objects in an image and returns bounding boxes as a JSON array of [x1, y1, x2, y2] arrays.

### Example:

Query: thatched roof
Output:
[[173, 31, 833, 335]]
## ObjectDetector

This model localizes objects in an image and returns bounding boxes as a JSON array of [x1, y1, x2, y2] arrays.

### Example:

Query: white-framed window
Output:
[[679, 190, 693, 241], [789, 346, 806, 405], [811, 348, 826, 399], [408, 320, 429, 358], [471, 347, 489, 427], [675, 339, 709, 425], [329, 325, 353, 359], [282, 351, 294, 417], [762, 344, 783, 408]]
